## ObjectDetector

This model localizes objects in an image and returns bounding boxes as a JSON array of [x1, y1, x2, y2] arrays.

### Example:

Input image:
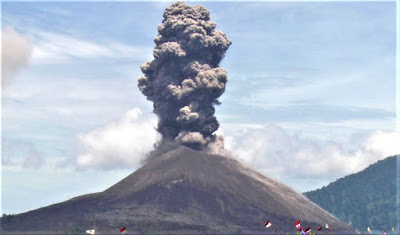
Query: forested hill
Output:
[[305, 155, 399, 232]]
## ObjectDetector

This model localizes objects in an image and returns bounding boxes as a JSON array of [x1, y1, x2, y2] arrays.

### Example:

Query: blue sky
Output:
[[1, 1, 398, 215]]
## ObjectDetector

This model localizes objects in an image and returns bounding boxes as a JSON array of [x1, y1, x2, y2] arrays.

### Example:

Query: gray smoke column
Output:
[[138, 1, 231, 150]]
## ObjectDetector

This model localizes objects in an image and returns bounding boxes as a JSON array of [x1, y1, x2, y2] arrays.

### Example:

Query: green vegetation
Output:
[[68, 227, 83, 235], [305, 155, 398, 231], [1, 214, 15, 223]]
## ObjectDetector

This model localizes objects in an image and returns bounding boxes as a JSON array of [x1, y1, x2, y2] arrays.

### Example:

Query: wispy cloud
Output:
[[31, 30, 153, 63], [219, 101, 395, 126], [229, 63, 394, 109], [2, 139, 45, 169]]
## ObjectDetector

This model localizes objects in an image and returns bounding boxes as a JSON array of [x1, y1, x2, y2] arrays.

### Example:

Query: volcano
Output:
[[2, 146, 355, 234]]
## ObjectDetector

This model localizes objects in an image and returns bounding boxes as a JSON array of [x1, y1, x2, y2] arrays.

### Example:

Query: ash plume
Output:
[[138, 1, 231, 150]]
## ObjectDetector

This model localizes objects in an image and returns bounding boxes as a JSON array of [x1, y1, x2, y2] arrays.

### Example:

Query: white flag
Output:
[[367, 227, 371, 233], [326, 224, 329, 229], [86, 229, 95, 234]]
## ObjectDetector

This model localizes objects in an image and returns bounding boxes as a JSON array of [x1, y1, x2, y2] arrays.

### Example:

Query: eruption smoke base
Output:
[[138, 1, 231, 150]]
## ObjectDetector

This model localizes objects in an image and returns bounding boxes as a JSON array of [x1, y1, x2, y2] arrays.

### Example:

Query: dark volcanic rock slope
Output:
[[1, 147, 355, 234]]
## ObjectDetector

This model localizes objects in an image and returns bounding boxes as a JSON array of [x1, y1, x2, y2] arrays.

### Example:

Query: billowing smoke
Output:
[[138, 1, 231, 150]]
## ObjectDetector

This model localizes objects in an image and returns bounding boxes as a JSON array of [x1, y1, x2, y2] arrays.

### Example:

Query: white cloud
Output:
[[31, 30, 152, 62], [75, 108, 160, 170], [1, 27, 33, 89], [223, 124, 400, 192], [361, 130, 400, 158]]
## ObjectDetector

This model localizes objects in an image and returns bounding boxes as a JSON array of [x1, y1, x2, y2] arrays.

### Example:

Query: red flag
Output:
[[264, 220, 272, 228], [317, 226, 322, 230], [295, 220, 301, 230], [120, 226, 127, 234], [305, 227, 311, 234], [383, 231, 387, 235]]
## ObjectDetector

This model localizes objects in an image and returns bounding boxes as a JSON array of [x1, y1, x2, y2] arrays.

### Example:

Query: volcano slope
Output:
[[1, 146, 355, 234]]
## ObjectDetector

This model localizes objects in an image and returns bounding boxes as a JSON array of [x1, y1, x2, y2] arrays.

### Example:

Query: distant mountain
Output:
[[1, 146, 354, 234], [305, 155, 399, 232]]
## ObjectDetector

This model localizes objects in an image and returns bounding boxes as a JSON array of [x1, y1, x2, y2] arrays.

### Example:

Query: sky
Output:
[[1, 1, 399, 215]]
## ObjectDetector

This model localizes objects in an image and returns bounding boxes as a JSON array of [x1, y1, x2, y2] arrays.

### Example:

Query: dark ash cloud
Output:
[[138, 1, 231, 149]]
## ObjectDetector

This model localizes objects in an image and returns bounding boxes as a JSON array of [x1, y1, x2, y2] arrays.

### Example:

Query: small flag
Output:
[[326, 224, 329, 229], [295, 221, 301, 230], [367, 227, 371, 233], [86, 229, 95, 234], [305, 227, 311, 234], [383, 230, 386, 235], [264, 220, 272, 228], [393, 227, 395, 232], [120, 226, 127, 234], [317, 226, 322, 230]]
